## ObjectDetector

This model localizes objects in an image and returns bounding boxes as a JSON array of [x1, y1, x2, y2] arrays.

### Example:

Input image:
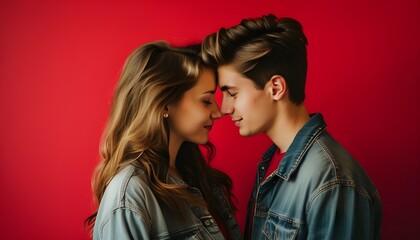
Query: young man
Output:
[[201, 14, 382, 239]]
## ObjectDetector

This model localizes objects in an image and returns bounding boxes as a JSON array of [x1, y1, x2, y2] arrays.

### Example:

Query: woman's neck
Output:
[[168, 130, 183, 177]]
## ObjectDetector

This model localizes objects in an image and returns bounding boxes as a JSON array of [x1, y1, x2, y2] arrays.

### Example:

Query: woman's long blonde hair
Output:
[[86, 41, 234, 232]]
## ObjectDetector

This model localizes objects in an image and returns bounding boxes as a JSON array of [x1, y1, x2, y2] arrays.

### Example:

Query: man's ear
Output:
[[269, 75, 287, 101]]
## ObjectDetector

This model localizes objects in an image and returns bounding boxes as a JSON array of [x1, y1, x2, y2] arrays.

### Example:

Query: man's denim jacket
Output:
[[93, 165, 243, 239], [245, 113, 382, 240]]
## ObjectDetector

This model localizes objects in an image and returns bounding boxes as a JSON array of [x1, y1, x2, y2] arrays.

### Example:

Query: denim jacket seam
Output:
[[306, 181, 337, 215], [372, 189, 381, 201], [281, 126, 326, 180], [355, 185, 374, 200], [315, 137, 340, 179], [114, 167, 152, 234], [316, 137, 377, 201], [305, 179, 378, 216], [267, 211, 305, 226], [118, 166, 138, 205], [98, 206, 149, 239]]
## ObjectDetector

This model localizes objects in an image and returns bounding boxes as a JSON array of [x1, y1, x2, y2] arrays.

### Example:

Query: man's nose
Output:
[[220, 96, 234, 116]]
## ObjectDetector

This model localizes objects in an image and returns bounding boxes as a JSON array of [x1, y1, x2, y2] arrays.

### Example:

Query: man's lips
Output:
[[204, 125, 213, 130], [232, 118, 242, 126]]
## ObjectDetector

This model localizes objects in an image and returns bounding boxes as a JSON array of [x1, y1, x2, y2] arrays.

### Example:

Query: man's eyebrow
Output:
[[220, 86, 234, 91]]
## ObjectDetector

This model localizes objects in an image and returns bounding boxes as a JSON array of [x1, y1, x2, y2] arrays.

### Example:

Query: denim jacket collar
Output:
[[263, 113, 327, 181]]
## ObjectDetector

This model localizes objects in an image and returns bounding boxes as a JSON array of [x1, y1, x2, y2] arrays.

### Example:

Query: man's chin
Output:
[[239, 128, 256, 137]]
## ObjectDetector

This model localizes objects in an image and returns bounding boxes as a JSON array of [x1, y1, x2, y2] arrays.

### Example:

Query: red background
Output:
[[1, 0, 419, 239]]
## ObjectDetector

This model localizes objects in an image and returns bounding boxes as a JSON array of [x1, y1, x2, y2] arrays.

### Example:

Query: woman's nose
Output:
[[211, 104, 222, 119]]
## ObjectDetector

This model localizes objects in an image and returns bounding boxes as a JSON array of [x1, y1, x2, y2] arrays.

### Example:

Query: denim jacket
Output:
[[93, 165, 243, 240], [245, 113, 382, 240]]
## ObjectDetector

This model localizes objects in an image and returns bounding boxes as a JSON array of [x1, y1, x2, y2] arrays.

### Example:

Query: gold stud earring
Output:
[[163, 113, 169, 118]]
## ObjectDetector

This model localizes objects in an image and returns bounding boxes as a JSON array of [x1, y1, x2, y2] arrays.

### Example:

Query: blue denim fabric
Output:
[[93, 165, 242, 240], [245, 113, 382, 240]]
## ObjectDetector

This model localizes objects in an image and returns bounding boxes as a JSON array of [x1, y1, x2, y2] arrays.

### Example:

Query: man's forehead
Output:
[[217, 65, 241, 88], [218, 64, 239, 77]]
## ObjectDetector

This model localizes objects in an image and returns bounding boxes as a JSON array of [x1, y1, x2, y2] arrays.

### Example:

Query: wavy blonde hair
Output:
[[85, 41, 234, 233]]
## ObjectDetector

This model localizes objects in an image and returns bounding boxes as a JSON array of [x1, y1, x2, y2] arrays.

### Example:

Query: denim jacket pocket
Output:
[[199, 215, 219, 234], [170, 229, 204, 240], [262, 213, 299, 240]]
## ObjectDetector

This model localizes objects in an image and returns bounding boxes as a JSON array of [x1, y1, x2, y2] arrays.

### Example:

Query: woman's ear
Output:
[[163, 105, 170, 118], [269, 75, 287, 101]]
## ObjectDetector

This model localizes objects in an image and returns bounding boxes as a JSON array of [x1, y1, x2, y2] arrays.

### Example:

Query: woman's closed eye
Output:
[[203, 100, 212, 105]]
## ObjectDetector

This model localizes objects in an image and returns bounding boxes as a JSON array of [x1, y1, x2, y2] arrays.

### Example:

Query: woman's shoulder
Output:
[[102, 165, 154, 207], [94, 165, 169, 239]]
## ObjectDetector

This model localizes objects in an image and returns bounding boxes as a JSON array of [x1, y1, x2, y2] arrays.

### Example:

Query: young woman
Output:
[[86, 41, 243, 239]]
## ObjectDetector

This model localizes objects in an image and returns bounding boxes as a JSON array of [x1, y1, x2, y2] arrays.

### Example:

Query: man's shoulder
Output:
[[304, 132, 379, 197]]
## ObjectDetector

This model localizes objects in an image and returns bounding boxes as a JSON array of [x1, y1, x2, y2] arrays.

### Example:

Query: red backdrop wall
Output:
[[1, 0, 419, 239]]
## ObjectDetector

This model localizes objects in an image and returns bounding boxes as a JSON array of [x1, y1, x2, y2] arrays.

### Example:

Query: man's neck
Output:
[[266, 103, 310, 153]]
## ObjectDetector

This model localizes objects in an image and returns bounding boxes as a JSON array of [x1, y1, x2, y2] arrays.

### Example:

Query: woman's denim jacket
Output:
[[93, 165, 243, 239], [245, 113, 382, 240]]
